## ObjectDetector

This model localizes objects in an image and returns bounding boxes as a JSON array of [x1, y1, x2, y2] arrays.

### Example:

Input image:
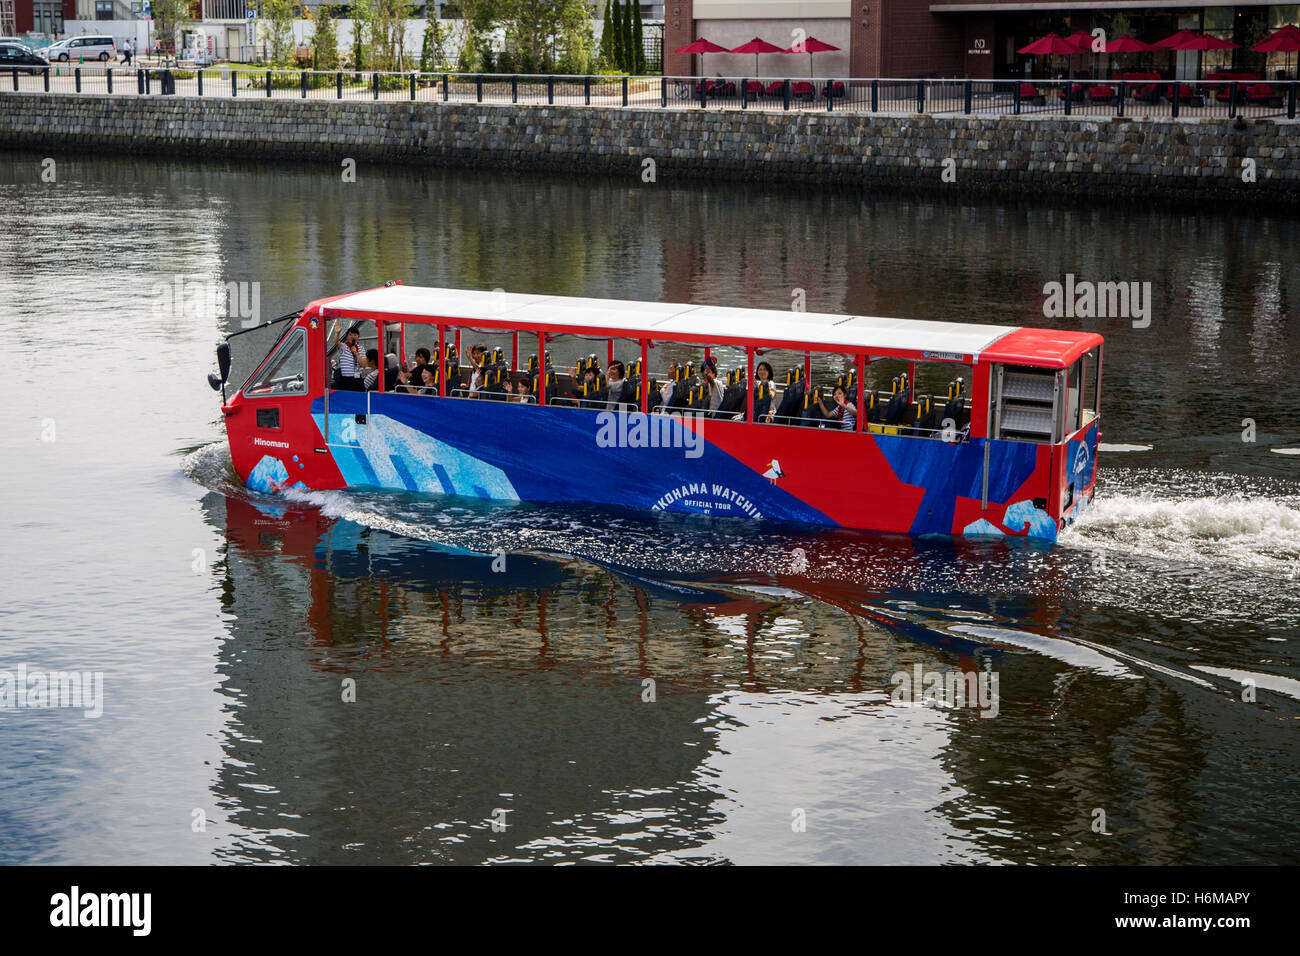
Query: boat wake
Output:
[[1064, 490, 1300, 577]]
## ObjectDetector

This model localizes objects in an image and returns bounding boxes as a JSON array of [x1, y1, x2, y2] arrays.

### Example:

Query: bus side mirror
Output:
[[216, 341, 231, 383]]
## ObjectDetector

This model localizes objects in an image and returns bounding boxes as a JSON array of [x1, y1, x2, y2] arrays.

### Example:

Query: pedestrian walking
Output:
[[122, 38, 133, 67]]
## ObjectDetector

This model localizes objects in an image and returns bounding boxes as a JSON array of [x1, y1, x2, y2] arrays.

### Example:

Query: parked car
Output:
[[44, 35, 116, 62], [0, 41, 49, 74]]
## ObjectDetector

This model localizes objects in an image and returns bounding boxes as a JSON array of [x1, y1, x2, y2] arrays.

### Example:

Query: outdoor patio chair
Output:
[[1018, 83, 1045, 105], [1245, 83, 1282, 107], [1133, 83, 1162, 103], [1087, 84, 1116, 104]]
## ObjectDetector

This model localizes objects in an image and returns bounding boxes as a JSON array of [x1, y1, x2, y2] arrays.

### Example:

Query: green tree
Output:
[[631, 1, 644, 73], [598, 0, 613, 68], [149, 0, 191, 59], [610, 0, 624, 72], [308, 6, 340, 71], [420, 18, 447, 72], [250, 0, 297, 66]]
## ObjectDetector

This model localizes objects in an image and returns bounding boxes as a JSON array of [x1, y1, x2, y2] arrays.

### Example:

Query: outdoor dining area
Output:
[[670, 23, 1299, 118], [1014, 24, 1300, 113], [673, 35, 846, 104]]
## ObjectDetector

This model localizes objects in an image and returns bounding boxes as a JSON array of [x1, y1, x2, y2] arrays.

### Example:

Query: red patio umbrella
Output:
[[1063, 30, 1095, 53], [1161, 31, 1240, 80], [1153, 29, 1200, 49], [1105, 35, 1156, 53], [674, 37, 729, 75], [1253, 23, 1300, 78], [1018, 33, 1083, 55], [1168, 33, 1240, 52], [1018, 33, 1081, 78], [1062, 30, 1097, 79], [730, 37, 786, 75], [783, 35, 840, 78]]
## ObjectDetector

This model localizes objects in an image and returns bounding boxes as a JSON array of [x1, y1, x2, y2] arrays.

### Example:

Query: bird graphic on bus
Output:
[[762, 459, 785, 483]]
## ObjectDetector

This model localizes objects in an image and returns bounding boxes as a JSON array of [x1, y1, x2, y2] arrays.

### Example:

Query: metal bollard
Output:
[[410, 72, 416, 101], [512, 74, 518, 104], [196, 69, 201, 97], [266, 69, 271, 97], [916, 80, 924, 114], [783, 78, 790, 111], [75, 67, 81, 93], [1013, 81, 1021, 115], [337, 71, 342, 99], [443, 73, 448, 102], [145, 69, 151, 94], [373, 71, 379, 100], [1229, 81, 1238, 118], [10, 68, 16, 92], [1170, 82, 1179, 118], [1117, 81, 1125, 117], [826, 79, 833, 112], [1064, 81, 1072, 115], [44, 67, 50, 92], [548, 76, 554, 105], [964, 79, 972, 114], [871, 78, 878, 112], [302, 70, 308, 99], [107, 67, 112, 94], [1289, 81, 1297, 120], [621, 74, 628, 107], [231, 68, 236, 97], [741, 76, 747, 109], [584, 75, 591, 105], [477, 75, 483, 102], [660, 76, 666, 108]]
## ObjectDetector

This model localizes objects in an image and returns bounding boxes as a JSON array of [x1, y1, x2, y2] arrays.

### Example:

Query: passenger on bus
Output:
[[394, 366, 415, 393], [412, 348, 432, 374], [700, 359, 724, 412], [818, 385, 857, 431], [362, 349, 382, 391], [605, 362, 627, 409], [415, 365, 438, 396], [334, 324, 364, 390], [467, 344, 488, 395], [755, 361, 780, 422], [514, 376, 533, 404], [569, 362, 601, 401]]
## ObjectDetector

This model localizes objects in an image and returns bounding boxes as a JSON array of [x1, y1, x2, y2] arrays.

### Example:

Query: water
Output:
[[1, 151, 1298, 864]]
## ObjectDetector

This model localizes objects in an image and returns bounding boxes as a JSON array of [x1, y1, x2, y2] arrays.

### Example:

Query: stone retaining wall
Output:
[[1, 93, 1297, 204]]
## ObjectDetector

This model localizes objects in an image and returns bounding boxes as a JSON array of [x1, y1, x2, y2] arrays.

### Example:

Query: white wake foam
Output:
[[1065, 492, 1300, 574]]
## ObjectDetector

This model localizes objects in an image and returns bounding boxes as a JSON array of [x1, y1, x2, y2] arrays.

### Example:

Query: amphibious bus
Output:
[[210, 284, 1102, 542]]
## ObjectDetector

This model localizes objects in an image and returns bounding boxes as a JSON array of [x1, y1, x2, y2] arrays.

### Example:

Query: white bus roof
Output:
[[322, 285, 1019, 359]]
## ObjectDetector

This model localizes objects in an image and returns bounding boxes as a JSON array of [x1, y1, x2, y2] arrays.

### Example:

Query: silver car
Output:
[[45, 35, 117, 62]]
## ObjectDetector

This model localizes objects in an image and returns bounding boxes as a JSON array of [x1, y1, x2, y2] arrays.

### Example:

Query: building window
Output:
[[95, 1, 114, 19]]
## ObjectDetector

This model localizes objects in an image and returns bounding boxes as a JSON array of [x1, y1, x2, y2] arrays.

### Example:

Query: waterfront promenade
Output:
[[1, 72, 1297, 205]]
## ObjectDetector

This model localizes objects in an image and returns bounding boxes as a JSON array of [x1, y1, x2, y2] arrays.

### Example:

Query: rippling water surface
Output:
[[0, 152, 1297, 864]]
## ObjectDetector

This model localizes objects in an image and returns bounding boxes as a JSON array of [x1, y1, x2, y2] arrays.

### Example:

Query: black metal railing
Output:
[[4, 67, 1297, 120]]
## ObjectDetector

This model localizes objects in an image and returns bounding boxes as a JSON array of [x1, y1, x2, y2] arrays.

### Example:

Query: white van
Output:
[[45, 35, 116, 62]]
